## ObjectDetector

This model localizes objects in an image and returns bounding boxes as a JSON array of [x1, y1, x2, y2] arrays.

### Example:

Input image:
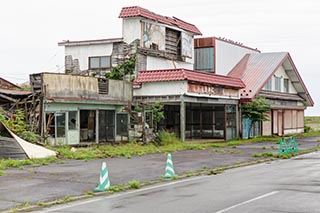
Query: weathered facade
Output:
[[56, 6, 313, 142], [30, 73, 132, 145], [134, 68, 245, 141], [194, 37, 260, 74], [227, 52, 313, 137], [59, 6, 201, 78]]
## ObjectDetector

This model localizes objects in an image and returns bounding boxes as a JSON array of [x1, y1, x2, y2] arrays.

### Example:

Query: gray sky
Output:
[[1, 0, 319, 115]]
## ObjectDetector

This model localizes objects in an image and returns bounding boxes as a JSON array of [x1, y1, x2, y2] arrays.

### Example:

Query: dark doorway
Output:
[[80, 110, 96, 142], [99, 110, 115, 142]]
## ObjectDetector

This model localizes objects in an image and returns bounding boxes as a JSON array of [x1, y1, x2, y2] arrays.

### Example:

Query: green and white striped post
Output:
[[163, 153, 175, 178], [94, 162, 110, 192]]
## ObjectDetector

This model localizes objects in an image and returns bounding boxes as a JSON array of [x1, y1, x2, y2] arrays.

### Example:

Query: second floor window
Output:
[[264, 78, 272, 90], [275, 76, 281, 92], [89, 56, 111, 69], [284, 78, 289, 93]]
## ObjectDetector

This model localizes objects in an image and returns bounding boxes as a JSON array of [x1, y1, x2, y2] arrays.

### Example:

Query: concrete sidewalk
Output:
[[0, 137, 319, 212]]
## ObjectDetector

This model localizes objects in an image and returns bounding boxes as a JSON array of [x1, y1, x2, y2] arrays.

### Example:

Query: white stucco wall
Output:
[[215, 40, 258, 75], [146, 56, 193, 70], [65, 43, 113, 71], [122, 18, 142, 44], [273, 65, 297, 94], [134, 81, 187, 96]]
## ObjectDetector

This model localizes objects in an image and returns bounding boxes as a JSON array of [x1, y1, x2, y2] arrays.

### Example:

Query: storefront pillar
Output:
[[180, 95, 185, 142]]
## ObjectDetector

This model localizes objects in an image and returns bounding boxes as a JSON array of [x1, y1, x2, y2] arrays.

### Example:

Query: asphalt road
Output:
[[34, 151, 320, 213]]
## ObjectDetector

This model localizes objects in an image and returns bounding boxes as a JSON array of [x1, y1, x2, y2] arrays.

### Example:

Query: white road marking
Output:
[[38, 175, 211, 212], [215, 191, 279, 213]]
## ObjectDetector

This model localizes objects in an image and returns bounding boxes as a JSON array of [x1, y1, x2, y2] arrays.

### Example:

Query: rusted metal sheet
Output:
[[194, 37, 215, 48]]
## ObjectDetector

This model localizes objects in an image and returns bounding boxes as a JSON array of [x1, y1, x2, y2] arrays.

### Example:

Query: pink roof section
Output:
[[119, 6, 202, 35], [135, 69, 245, 89], [227, 52, 314, 106]]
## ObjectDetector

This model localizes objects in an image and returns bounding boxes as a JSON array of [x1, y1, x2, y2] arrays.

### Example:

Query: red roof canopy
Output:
[[135, 69, 245, 89], [119, 6, 202, 35]]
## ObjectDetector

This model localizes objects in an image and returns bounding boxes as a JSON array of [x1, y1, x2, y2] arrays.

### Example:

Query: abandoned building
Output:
[[193, 37, 313, 137], [55, 6, 313, 142], [58, 6, 202, 78], [227, 52, 314, 137], [30, 73, 132, 145], [134, 68, 245, 141]]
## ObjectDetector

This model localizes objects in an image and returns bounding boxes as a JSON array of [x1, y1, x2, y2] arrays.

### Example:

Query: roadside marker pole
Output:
[[278, 138, 288, 154], [163, 153, 175, 178], [288, 137, 298, 153], [94, 162, 110, 192], [278, 137, 298, 154]]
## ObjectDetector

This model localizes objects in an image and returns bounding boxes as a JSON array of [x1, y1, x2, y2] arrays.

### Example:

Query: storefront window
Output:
[[56, 113, 66, 137]]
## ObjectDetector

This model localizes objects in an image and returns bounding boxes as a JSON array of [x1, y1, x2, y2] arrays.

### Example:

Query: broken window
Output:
[[68, 111, 77, 130], [46, 113, 55, 137], [46, 112, 66, 138], [165, 28, 181, 59]]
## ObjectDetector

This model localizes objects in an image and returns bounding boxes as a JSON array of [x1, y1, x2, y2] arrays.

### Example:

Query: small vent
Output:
[[98, 78, 109, 95]]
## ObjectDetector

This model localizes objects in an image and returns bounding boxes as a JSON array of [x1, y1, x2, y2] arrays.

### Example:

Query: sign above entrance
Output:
[[187, 83, 238, 97]]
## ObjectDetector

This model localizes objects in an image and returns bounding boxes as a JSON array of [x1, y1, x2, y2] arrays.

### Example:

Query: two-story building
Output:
[[193, 37, 313, 137], [58, 6, 202, 77], [57, 6, 313, 141], [227, 52, 314, 137]]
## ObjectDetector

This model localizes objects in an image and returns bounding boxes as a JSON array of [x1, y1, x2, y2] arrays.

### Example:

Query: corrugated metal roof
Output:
[[0, 88, 32, 96], [119, 6, 202, 35], [227, 52, 314, 106], [135, 69, 245, 88]]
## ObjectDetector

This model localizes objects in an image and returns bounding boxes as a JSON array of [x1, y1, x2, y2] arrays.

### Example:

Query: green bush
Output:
[[304, 125, 311, 133], [157, 131, 180, 145], [0, 109, 38, 143], [128, 180, 140, 189]]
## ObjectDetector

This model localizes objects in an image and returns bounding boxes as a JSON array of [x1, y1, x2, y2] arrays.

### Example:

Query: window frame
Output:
[[88, 56, 111, 70], [283, 78, 289, 93], [274, 76, 281, 92], [264, 78, 272, 90]]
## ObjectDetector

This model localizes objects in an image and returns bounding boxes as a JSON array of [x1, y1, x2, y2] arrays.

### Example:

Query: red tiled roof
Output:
[[119, 6, 202, 35], [135, 69, 245, 89]]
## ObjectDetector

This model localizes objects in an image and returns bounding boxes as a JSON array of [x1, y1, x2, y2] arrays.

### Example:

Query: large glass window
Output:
[[89, 56, 111, 69]]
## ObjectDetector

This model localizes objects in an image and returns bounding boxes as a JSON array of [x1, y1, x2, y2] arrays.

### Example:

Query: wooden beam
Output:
[[0, 94, 17, 102]]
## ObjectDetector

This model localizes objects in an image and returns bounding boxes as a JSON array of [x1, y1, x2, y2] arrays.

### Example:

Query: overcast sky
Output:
[[0, 0, 319, 115]]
